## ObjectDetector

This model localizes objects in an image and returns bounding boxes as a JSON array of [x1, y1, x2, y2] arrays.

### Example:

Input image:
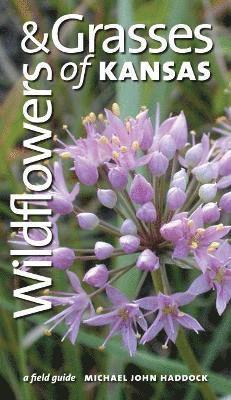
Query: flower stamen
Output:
[[208, 242, 220, 252]]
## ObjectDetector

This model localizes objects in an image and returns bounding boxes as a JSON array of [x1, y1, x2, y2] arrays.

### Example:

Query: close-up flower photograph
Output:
[[0, 0, 231, 399]]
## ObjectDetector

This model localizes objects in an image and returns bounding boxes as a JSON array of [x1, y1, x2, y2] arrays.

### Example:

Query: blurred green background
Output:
[[0, 0, 231, 399]]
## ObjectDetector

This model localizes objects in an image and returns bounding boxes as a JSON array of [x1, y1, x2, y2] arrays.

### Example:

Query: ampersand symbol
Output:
[[21, 21, 50, 54]]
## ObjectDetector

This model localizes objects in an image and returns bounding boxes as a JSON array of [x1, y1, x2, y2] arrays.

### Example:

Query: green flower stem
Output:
[[151, 268, 164, 293], [160, 263, 171, 294], [75, 249, 144, 261], [98, 221, 121, 237], [151, 269, 217, 400], [176, 330, 217, 400]]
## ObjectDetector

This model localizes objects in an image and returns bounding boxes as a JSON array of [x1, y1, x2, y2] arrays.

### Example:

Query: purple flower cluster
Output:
[[12, 103, 231, 356]]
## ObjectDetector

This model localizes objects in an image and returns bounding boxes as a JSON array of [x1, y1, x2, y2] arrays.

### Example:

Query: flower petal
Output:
[[84, 310, 118, 326], [66, 271, 82, 293], [163, 315, 178, 342], [140, 313, 163, 344], [176, 313, 204, 333], [106, 285, 128, 306], [121, 323, 137, 356], [135, 296, 159, 311], [188, 274, 211, 296]]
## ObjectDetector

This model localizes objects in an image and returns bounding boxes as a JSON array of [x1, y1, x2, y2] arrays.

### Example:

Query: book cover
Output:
[[1, 1, 231, 399]]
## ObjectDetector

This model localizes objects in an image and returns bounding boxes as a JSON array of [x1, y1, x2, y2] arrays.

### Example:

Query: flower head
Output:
[[25, 103, 231, 356]]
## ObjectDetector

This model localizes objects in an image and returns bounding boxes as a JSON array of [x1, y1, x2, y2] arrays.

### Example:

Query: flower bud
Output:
[[108, 167, 128, 190], [174, 170, 187, 181], [83, 264, 109, 287], [193, 162, 218, 183], [148, 151, 169, 176], [120, 219, 137, 235], [119, 235, 140, 254], [49, 194, 73, 215], [140, 118, 154, 151], [97, 189, 117, 208], [219, 192, 231, 213], [94, 242, 114, 260], [159, 135, 176, 160], [52, 247, 75, 270], [160, 220, 183, 242], [77, 213, 99, 230], [169, 111, 188, 150], [167, 187, 186, 210], [158, 112, 187, 150], [74, 157, 98, 185], [171, 170, 188, 191], [202, 202, 220, 224], [130, 174, 154, 205], [171, 177, 187, 191], [217, 175, 231, 189], [136, 249, 159, 271], [136, 202, 157, 222], [219, 150, 231, 176], [185, 143, 203, 167], [199, 184, 217, 202]]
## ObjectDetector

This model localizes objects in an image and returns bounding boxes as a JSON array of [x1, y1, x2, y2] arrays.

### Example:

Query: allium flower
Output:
[[83, 264, 109, 288], [217, 175, 231, 189], [198, 183, 217, 203], [219, 192, 231, 213], [192, 162, 218, 184], [218, 150, 231, 176], [158, 135, 176, 160], [160, 207, 230, 270], [84, 285, 147, 356], [55, 108, 153, 184], [184, 143, 204, 167], [119, 235, 140, 254], [181, 134, 210, 168], [77, 213, 99, 230], [148, 151, 169, 176], [171, 169, 188, 191], [153, 110, 188, 151], [136, 249, 159, 271], [130, 174, 154, 205], [75, 155, 99, 186], [97, 189, 117, 208], [167, 187, 186, 210], [188, 242, 231, 315], [20, 103, 231, 362], [137, 292, 203, 346], [120, 219, 137, 235], [108, 166, 128, 189], [47, 161, 79, 215], [52, 247, 75, 270], [136, 202, 157, 222], [44, 271, 94, 343], [202, 202, 220, 224], [94, 242, 114, 260]]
